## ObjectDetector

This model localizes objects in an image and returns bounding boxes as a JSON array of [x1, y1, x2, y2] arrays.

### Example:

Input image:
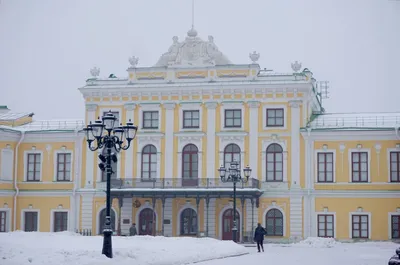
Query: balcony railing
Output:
[[106, 178, 260, 190]]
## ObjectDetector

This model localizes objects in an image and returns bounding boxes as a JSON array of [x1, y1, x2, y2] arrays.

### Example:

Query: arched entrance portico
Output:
[[139, 208, 156, 235], [222, 209, 240, 241]]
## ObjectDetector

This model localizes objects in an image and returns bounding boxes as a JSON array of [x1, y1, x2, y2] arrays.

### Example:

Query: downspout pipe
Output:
[[13, 131, 25, 231]]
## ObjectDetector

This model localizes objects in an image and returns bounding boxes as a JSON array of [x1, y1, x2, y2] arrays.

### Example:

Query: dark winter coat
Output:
[[129, 226, 137, 236], [254, 226, 267, 241]]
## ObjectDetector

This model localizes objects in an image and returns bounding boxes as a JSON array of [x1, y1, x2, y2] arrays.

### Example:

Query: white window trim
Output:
[[136, 135, 162, 179], [1, 148, 14, 181], [218, 203, 243, 242], [261, 139, 288, 183], [24, 150, 44, 182], [139, 104, 161, 132], [388, 212, 400, 240], [220, 102, 244, 131], [387, 148, 400, 183], [349, 211, 371, 239], [315, 211, 337, 238], [348, 148, 371, 183], [263, 104, 287, 130], [179, 103, 202, 132], [53, 149, 73, 182], [263, 205, 286, 237], [0, 208, 11, 232], [21, 209, 40, 231], [177, 205, 197, 236], [314, 149, 336, 183], [50, 209, 70, 232], [177, 136, 203, 179], [218, 133, 247, 172]]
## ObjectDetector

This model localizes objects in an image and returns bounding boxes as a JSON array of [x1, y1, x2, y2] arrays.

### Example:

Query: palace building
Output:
[[0, 27, 399, 242]]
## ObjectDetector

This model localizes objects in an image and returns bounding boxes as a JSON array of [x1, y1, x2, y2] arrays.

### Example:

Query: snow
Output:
[[201, 237, 399, 265], [0, 233, 398, 265], [0, 231, 248, 265]]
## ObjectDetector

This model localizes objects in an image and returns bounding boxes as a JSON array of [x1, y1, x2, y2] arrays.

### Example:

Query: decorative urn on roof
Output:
[[249, 51, 260, 64], [129, 56, 139, 68], [90, 67, 100, 78]]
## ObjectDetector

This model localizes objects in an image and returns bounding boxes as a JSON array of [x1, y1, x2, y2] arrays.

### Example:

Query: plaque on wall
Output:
[[123, 219, 130, 224], [163, 219, 171, 225]]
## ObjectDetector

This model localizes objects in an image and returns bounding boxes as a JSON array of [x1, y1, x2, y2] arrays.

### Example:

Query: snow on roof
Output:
[[309, 112, 400, 129], [0, 112, 34, 121], [0, 119, 85, 132]]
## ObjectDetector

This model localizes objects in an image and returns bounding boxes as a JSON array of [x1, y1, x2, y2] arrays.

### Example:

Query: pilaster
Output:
[[289, 100, 301, 188], [124, 103, 136, 178], [248, 101, 260, 179], [164, 103, 176, 178], [84, 104, 97, 188], [205, 102, 217, 178]]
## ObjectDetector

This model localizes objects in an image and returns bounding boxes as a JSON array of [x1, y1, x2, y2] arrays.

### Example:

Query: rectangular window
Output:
[[183, 110, 200, 129], [57, 153, 71, 181], [392, 215, 400, 239], [352, 214, 368, 239], [317, 214, 334, 237], [317, 152, 334, 182], [54, 212, 68, 232], [351, 152, 368, 182], [0, 211, 6, 232], [143, 111, 159, 129], [390, 152, 400, 182], [266, 108, 284, 127], [224, 109, 241, 128], [24, 212, 38, 232], [27, 153, 41, 181]]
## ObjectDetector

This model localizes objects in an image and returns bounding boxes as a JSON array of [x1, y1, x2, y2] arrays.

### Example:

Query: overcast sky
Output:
[[0, 0, 399, 120]]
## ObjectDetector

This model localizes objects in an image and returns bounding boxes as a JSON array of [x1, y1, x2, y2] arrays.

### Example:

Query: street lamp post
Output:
[[218, 161, 252, 243], [83, 111, 138, 259]]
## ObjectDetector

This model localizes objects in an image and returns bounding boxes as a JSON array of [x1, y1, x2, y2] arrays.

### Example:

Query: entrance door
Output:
[[139, 208, 155, 235], [222, 209, 240, 241]]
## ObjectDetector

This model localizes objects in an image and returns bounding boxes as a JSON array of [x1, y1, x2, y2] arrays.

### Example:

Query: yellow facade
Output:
[[0, 29, 399, 243]]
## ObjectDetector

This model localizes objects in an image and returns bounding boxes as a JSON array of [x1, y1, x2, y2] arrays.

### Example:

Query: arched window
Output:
[[180, 208, 197, 235], [265, 209, 283, 236], [101, 147, 118, 182], [182, 144, 198, 179], [224, 144, 241, 169], [266, 144, 283, 182], [141, 145, 157, 179]]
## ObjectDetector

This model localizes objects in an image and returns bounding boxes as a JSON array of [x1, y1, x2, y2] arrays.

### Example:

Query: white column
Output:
[[289, 100, 302, 188], [121, 198, 133, 235], [81, 194, 93, 231], [124, 103, 136, 178], [205, 102, 217, 178], [164, 103, 176, 178], [248, 101, 260, 178], [85, 104, 97, 188]]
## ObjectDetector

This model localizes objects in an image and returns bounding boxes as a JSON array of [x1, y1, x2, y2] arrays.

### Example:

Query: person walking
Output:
[[129, 223, 137, 236], [254, 223, 267, 252]]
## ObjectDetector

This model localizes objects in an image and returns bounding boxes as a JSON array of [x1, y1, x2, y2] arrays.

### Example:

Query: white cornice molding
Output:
[[301, 130, 398, 141]]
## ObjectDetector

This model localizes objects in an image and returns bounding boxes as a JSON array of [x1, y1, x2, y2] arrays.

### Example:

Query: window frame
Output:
[[55, 152, 73, 182], [0, 210, 7, 232], [51, 210, 69, 232], [24, 151, 43, 182], [351, 152, 369, 183], [316, 152, 334, 183], [141, 145, 158, 180], [224, 109, 242, 128], [223, 144, 241, 170], [262, 104, 287, 130], [220, 102, 244, 131], [348, 149, 371, 183], [265, 208, 284, 236], [21, 209, 40, 232], [265, 144, 284, 182], [349, 212, 371, 239], [266, 108, 284, 127], [182, 110, 200, 129], [317, 214, 335, 238], [181, 144, 199, 179], [142, 111, 159, 129], [389, 212, 400, 239], [389, 151, 400, 183]]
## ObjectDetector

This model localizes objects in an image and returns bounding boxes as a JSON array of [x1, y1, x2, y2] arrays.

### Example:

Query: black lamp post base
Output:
[[102, 230, 113, 258]]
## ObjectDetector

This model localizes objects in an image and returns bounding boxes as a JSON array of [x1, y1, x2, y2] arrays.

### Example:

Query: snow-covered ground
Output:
[[0, 232, 398, 265], [0, 231, 248, 265]]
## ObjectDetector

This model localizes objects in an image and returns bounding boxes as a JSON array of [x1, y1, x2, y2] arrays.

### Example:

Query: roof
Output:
[[0, 119, 85, 132], [0, 112, 34, 121], [307, 112, 400, 130], [153, 27, 231, 67]]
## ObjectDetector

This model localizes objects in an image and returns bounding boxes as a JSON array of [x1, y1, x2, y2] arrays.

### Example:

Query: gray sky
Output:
[[0, 0, 399, 120]]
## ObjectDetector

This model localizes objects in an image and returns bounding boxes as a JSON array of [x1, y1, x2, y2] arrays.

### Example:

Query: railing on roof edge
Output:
[[311, 115, 400, 128]]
